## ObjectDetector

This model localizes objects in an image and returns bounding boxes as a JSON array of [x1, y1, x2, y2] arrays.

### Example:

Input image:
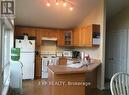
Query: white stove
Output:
[[41, 52, 59, 78]]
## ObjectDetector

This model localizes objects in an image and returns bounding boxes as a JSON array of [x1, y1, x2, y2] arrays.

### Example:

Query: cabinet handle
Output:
[[109, 58, 114, 61]]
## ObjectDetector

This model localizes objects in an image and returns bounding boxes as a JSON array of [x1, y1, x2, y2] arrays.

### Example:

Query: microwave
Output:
[[63, 51, 72, 58]]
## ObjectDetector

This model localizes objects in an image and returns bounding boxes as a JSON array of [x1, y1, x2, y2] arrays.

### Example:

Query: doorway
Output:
[[105, 29, 128, 89]]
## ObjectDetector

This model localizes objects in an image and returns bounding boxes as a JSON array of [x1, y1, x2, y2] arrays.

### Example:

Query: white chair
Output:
[[110, 72, 129, 95]]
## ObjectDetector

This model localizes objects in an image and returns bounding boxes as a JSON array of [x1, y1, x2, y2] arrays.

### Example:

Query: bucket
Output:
[[11, 48, 20, 61]]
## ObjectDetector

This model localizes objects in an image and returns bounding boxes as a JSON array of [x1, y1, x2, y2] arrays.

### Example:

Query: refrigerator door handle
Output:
[[19, 61, 24, 68]]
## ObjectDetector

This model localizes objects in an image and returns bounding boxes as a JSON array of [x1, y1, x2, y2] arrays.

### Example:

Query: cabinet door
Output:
[[85, 26, 92, 46], [73, 28, 80, 46], [58, 30, 73, 46], [42, 30, 49, 37], [15, 27, 24, 36], [80, 27, 87, 46], [57, 31, 65, 46], [35, 29, 42, 47], [15, 27, 36, 37], [64, 31, 72, 46], [49, 30, 59, 38]]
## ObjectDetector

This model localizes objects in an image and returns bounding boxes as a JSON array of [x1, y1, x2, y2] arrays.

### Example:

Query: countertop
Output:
[[48, 59, 101, 74]]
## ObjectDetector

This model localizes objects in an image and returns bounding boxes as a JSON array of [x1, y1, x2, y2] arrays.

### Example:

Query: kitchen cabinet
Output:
[[14, 25, 100, 80], [48, 60, 101, 95], [35, 29, 42, 47], [57, 30, 64, 46], [35, 55, 42, 79], [81, 26, 92, 46], [58, 30, 73, 46], [15, 27, 36, 37], [35, 29, 42, 79], [73, 28, 81, 46], [40, 29, 59, 38], [64, 31, 73, 46], [87, 24, 100, 46], [73, 24, 100, 47]]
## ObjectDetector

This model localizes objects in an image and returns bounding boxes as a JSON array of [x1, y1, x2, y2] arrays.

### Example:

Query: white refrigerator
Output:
[[15, 38, 35, 79]]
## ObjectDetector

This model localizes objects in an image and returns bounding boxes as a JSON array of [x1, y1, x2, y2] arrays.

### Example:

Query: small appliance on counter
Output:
[[41, 51, 59, 78], [56, 52, 63, 57], [80, 52, 91, 65], [72, 50, 81, 59], [63, 50, 72, 58]]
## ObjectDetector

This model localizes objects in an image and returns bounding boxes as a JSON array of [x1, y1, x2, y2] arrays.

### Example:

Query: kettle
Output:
[[72, 51, 81, 58]]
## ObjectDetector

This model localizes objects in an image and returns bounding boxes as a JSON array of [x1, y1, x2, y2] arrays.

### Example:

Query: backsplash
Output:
[[73, 47, 100, 59], [40, 40, 66, 54], [40, 40, 100, 58]]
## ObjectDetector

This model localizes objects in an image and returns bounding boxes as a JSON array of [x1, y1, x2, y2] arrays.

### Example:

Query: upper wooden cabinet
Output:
[[73, 24, 100, 47], [87, 24, 100, 46], [15, 27, 36, 37], [57, 30, 65, 46], [73, 28, 81, 46], [64, 31, 73, 46], [40, 29, 59, 38], [57, 30, 73, 46]]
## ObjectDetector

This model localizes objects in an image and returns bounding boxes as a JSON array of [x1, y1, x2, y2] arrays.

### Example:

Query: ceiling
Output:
[[15, 0, 129, 29], [106, 0, 129, 20], [15, 0, 99, 29]]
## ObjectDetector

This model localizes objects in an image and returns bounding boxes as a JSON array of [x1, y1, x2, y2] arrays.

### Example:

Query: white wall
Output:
[[107, 6, 129, 31], [76, 0, 104, 59], [75, 0, 106, 90], [40, 41, 66, 53]]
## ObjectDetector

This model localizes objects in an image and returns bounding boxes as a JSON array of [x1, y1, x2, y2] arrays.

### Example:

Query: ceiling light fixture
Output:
[[69, 7, 73, 11], [63, 2, 67, 7], [55, 2, 59, 5], [45, 0, 74, 11], [46, 2, 50, 7]]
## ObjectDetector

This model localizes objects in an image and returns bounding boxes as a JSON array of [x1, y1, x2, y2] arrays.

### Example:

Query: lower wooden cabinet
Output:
[[35, 55, 42, 79]]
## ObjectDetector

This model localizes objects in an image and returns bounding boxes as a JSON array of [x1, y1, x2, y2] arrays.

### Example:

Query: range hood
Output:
[[42, 37, 57, 41]]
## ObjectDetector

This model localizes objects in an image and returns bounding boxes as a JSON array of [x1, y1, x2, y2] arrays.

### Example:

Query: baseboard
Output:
[[35, 76, 41, 79]]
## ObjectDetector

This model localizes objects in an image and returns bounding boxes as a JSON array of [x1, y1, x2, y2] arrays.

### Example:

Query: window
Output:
[[1, 19, 14, 95], [3, 28, 11, 83]]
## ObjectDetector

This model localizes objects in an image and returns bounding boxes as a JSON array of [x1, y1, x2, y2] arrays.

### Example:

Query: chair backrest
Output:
[[110, 72, 129, 95]]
